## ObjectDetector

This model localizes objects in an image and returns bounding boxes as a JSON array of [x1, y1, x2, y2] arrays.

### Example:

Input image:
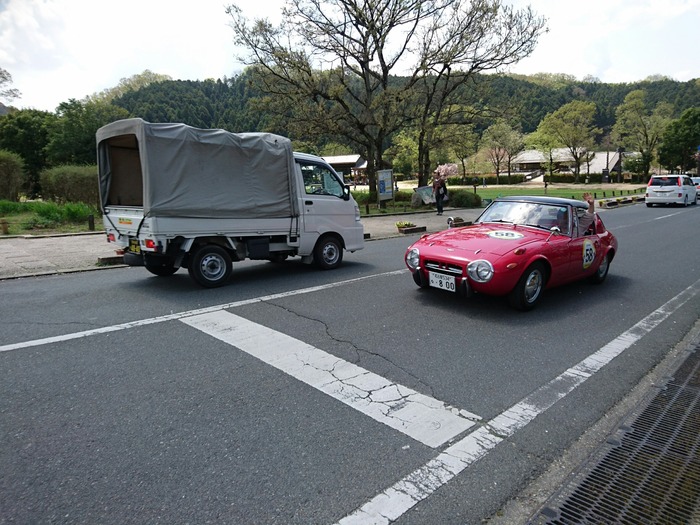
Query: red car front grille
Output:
[[424, 260, 463, 275]]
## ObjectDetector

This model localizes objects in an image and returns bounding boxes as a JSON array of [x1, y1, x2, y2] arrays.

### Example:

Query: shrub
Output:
[[40, 165, 100, 207], [448, 189, 482, 208], [61, 202, 97, 223], [32, 201, 63, 223], [351, 190, 371, 205], [0, 200, 24, 214], [0, 150, 25, 202], [394, 189, 413, 203]]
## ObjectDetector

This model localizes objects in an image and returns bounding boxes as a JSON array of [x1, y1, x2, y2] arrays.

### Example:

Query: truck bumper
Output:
[[123, 251, 145, 266]]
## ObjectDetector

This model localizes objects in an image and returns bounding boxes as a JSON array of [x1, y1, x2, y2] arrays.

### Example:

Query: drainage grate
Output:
[[530, 347, 700, 525]]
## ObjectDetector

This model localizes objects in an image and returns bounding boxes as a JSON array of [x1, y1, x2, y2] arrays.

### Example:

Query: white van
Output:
[[645, 174, 698, 207], [97, 119, 364, 287]]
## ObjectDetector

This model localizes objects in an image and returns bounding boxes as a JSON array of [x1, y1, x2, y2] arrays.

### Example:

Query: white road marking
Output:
[[336, 278, 700, 524], [0, 270, 405, 352], [180, 310, 479, 448], [5, 267, 700, 523]]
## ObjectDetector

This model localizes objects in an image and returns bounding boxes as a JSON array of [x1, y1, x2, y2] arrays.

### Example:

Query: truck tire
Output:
[[188, 245, 232, 288], [314, 235, 343, 270]]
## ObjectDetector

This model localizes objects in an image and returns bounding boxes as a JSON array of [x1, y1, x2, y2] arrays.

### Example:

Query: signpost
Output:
[[377, 169, 394, 206]]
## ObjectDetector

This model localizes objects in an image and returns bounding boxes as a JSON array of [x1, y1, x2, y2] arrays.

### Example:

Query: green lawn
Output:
[[355, 184, 646, 216], [471, 185, 646, 202]]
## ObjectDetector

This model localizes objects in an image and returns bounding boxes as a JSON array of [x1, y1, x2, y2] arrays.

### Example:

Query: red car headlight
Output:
[[405, 248, 420, 270], [467, 259, 494, 283]]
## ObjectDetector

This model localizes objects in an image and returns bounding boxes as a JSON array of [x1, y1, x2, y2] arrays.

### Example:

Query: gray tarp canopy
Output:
[[96, 118, 299, 219]]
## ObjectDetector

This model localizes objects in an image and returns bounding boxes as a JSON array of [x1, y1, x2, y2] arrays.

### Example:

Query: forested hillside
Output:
[[1, 68, 698, 199], [112, 72, 700, 138]]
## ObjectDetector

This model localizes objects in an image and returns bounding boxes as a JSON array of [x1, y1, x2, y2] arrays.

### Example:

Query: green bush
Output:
[[62, 202, 96, 222], [448, 174, 528, 186], [351, 190, 371, 205], [351, 189, 419, 205], [394, 189, 413, 203], [0, 150, 25, 202], [0, 200, 25, 214], [448, 189, 482, 208], [40, 165, 100, 207], [28, 201, 63, 226]]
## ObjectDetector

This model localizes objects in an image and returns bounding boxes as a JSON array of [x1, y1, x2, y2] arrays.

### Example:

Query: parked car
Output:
[[692, 177, 700, 200], [645, 174, 698, 207], [404, 196, 618, 310]]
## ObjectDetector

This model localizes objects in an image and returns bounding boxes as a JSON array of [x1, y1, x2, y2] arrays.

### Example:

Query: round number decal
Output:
[[487, 230, 524, 240], [582, 239, 596, 269]]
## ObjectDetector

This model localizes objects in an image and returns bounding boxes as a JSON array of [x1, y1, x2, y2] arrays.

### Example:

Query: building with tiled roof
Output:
[[512, 148, 625, 176]]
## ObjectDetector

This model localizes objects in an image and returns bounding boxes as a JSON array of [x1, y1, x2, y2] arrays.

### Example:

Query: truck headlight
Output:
[[405, 248, 420, 270], [467, 260, 494, 282]]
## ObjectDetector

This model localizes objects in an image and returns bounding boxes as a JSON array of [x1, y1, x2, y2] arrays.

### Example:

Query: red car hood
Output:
[[415, 223, 546, 257]]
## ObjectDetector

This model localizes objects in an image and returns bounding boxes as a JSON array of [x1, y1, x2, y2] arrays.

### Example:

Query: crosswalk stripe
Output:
[[181, 310, 480, 448]]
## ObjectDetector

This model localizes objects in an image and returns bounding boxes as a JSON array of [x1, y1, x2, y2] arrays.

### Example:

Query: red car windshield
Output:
[[478, 201, 570, 234]]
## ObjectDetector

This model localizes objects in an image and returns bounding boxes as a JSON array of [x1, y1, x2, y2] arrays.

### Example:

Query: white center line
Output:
[[0, 270, 405, 352], [181, 310, 480, 448]]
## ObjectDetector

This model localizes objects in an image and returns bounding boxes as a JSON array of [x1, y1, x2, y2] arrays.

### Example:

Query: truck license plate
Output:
[[429, 272, 456, 292], [129, 238, 141, 253]]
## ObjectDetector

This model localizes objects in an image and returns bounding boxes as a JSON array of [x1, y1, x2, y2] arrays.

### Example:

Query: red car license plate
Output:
[[429, 272, 456, 292]]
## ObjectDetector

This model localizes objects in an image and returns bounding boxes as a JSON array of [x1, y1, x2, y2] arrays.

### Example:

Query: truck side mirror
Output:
[[343, 185, 351, 201]]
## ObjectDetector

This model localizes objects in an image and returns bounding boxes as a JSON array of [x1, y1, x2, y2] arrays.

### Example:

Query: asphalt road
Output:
[[1, 202, 699, 524]]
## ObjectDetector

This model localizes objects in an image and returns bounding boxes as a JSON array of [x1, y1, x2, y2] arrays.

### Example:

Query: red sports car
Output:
[[404, 196, 618, 310]]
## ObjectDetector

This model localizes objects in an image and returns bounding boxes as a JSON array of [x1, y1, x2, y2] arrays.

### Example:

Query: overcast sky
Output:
[[2, 0, 699, 112]]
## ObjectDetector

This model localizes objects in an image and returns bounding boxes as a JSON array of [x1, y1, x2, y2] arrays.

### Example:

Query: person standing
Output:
[[432, 175, 447, 215]]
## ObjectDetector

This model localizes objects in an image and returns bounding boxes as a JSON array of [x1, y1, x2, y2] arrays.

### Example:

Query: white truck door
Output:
[[297, 159, 352, 233]]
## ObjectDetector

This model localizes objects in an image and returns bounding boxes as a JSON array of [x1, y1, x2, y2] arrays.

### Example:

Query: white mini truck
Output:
[[96, 118, 364, 287]]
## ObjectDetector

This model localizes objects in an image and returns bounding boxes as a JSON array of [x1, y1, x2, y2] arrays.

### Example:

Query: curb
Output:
[[97, 256, 125, 265], [598, 195, 644, 209]]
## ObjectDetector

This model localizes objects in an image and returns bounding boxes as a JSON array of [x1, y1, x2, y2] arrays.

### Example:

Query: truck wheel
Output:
[[145, 263, 178, 276], [188, 245, 232, 288], [314, 235, 343, 270]]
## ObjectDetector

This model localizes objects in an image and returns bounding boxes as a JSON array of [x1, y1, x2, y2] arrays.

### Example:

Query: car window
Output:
[[649, 177, 678, 187]]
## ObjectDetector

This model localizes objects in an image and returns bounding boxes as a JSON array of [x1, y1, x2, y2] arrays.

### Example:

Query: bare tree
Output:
[[482, 120, 523, 183], [411, 0, 545, 185], [0, 68, 21, 103], [227, 0, 545, 192]]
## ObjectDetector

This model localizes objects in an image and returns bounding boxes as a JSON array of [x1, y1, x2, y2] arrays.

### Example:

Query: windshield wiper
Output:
[[523, 223, 550, 231]]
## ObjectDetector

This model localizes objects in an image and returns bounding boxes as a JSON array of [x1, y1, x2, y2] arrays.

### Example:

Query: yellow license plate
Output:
[[129, 238, 141, 253]]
